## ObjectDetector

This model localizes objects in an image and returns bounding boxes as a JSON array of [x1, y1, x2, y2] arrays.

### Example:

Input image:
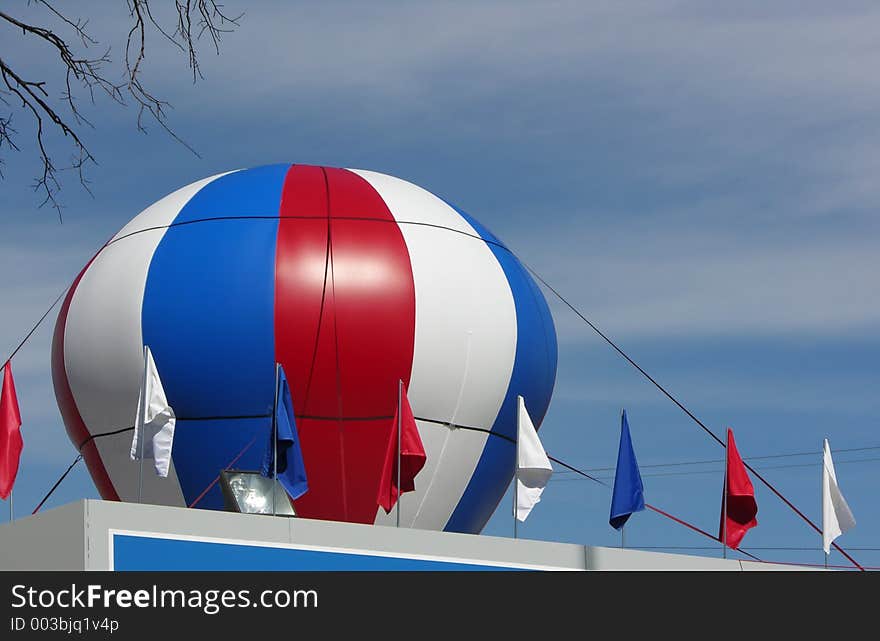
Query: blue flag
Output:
[[609, 409, 645, 530], [261, 365, 308, 500]]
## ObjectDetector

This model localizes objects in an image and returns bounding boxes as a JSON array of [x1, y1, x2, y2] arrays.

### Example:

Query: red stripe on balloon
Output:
[[274, 165, 416, 524], [51, 253, 121, 502]]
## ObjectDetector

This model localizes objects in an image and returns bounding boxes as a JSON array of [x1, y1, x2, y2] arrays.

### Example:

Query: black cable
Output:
[[2, 213, 508, 367], [413, 416, 609, 484], [554, 445, 880, 476], [30, 454, 83, 515], [325, 171, 350, 520], [520, 262, 726, 447], [35, 411, 607, 515], [561, 446, 880, 476], [1, 285, 70, 369], [76, 425, 134, 451], [552, 455, 880, 482], [176, 414, 271, 421], [105, 214, 510, 253], [300, 182, 334, 418]]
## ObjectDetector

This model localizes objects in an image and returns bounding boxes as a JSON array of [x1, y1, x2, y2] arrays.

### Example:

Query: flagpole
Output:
[[8, 489, 12, 522], [513, 401, 519, 540], [137, 345, 147, 504], [722, 429, 728, 559], [822, 439, 827, 569], [619, 410, 624, 549], [272, 362, 280, 517], [396, 379, 402, 528]]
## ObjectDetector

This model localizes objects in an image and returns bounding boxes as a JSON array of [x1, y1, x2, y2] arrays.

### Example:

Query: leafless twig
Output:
[[0, 1, 241, 219]]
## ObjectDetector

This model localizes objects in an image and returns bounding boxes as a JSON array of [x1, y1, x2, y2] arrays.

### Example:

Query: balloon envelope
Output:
[[52, 164, 557, 534]]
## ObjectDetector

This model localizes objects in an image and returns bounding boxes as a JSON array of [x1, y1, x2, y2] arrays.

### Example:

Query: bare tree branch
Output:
[[0, 1, 241, 219], [0, 113, 21, 179], [34, 0, 98, 47]]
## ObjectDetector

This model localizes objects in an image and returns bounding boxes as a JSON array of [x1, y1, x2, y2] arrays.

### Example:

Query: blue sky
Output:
[[2, 2, 878, 568]]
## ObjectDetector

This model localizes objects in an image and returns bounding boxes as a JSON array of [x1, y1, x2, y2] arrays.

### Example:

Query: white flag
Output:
[[130, 346, 176, 477], [515, 395, 552, 522], [822, 439, 855, 554]]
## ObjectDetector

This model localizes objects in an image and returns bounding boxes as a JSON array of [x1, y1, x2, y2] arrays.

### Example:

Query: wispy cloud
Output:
[[511, 217, 880, 340]]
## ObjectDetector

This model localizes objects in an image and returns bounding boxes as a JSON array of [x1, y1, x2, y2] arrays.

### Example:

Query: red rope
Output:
[[742, 463, 864, 571], [745, 559, 878, 571], [188, 435, 258, 508], [644, 503, 761, 562], [645, 503, 714, 540], [548, 451, 763, 560]]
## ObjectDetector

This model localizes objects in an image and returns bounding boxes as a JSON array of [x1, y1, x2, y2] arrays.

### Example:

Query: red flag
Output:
[[377, 383, 426, 514], [719, 427, 757, 549], [1, 362, 23, 499]]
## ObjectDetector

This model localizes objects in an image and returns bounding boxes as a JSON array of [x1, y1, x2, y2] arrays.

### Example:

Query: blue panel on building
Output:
[[112, 534, 523, 571]]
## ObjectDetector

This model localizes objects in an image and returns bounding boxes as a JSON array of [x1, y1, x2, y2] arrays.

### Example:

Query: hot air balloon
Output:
[[51, 164, 557, 534]]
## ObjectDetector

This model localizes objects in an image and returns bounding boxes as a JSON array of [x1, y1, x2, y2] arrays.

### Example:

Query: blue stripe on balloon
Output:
[[442, 204, 558, 534], [172, 163, 292, 222], [142, 164, 289, 509]]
